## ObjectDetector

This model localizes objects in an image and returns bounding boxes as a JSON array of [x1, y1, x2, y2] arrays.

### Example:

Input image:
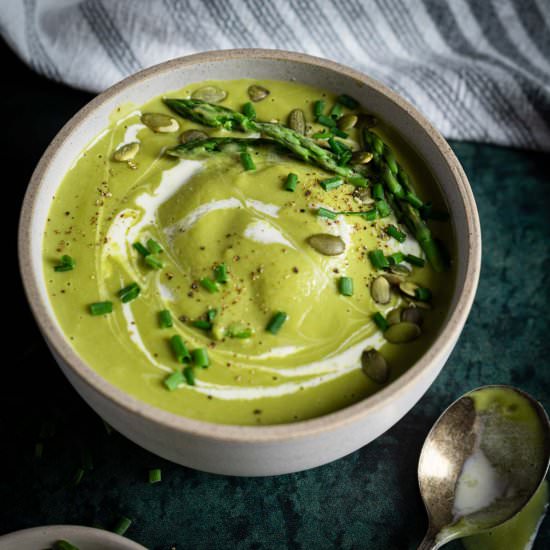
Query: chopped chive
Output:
[[192, 319, 212, 331], [206, 308, 218, 322], [191, 347, 209, 368], [368, 249, 390, 270], [347, 175, 369, 187], [113, 516, 132, 536], [144, 255, 163, 270], [214, 263, 228, 284], [266, 311, 288, 334], [227, 322, 253, 339], [372, 312, 389, 332], [89, 301, 113, 316], [284, 172, 299, 192], [53, 540, 80, 550], [133, 242, 150, 257], [405, 191, 424, 209], [72, 467, 85, 486], [183, 366, 196, 385], [163, 370, 184, 391], [337, 94, 359, 109], [146, 238, 163, 254], [406, 254, 425, 267], [376, 199, 391, 218], [330, 103, 344, 119], [54, 255, 76, 272], [170, 334, 191, 363], [118, 282, 140, 303], [240, 151, 256, 171], [148, 468, 162, 484], [35, 442, 43, 459], [242, 101, 256, 120], [361, 209, 378, 221], [372, 183, 384, 200], [332, 127, 348, 139], [313, 100, 326, 117], [316, 114, 336, 128], [388, 251, 405, 265], [158, 309, 173, 328], [320, 176, 343, 191], [200, 277, 219, 293], [385, 225, 407, 243], [338, 276, 354, 296], [317, 207, 338, 220], [312, 129, 331, 139], [415, 287, 432, 301]]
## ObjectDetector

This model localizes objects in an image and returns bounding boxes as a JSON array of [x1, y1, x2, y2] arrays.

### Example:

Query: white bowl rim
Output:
[[18, 48, 481, 443]]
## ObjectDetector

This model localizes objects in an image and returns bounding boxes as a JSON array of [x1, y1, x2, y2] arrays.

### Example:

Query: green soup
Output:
[[43, 79, 454, 425]]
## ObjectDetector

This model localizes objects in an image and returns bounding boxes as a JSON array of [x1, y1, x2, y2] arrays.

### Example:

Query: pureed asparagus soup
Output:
[[43, 79, 454, 425]]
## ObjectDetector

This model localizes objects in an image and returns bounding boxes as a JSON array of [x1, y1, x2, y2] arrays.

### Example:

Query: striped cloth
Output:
[[1, 0, 549, 150]]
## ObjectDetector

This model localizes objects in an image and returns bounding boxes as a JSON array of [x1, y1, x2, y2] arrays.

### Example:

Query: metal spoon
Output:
[[417, 385, 550, 549]]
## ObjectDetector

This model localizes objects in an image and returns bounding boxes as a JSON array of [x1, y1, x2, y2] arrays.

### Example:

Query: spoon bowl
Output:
[[417, 385, 550, 549]]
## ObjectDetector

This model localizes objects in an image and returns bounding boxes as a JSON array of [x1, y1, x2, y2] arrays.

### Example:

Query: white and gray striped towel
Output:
[[1, 0, 549, 150]]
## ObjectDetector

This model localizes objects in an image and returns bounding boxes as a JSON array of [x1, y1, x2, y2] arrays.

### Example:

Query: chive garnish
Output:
[[170, 335, 191, 363], [242, 101, 256, 120], [183, 366, 196, 385], [285, 172, 299, 192], [72, 467, 85, 486], [158, 309, 173, 328], [146, 238, 163, 254], [206, 308, 218, 322], [405, 191, 423, 209], [54, 254, 76, 272], [148, 468, 162, 484], [330, 103, 344, 119], [338, 276, 354, 296], [376, 199, 391, 218], [192, 319, 212, 331], [313, 100, 326, 117], [191, 348, 209, 368], [227, 323, 253, 339], [368, 250, 390, 270], [320, 176, 343, 191], [415, 287, 432, 301], [332, 128, 348, 139], [118, 282, 140, 303], [347, 175, 369, 187], [337, 94, 359, 109], [385, 225, 407, 243], [240, 151, 256, 171], [53, 541, 80, 550], [388, 251, 405, 265], [133, 242, 150, 257], [113, 516, 132, 536], [312, 129, 331, 139], [316, 114, 336, 128], [372, 312, 389, 332], [200, 277, 219, 293], [214, 263, 228, 284], [163, 370, 184, 391], [89, 301, 113, 316], [360, 209, 378, 221], [372, 183, 384, 200], [406, 254, 425, 267], [144, 255, 163, 270], [266, 311, 288, 334], [317, 207, 338, 220]]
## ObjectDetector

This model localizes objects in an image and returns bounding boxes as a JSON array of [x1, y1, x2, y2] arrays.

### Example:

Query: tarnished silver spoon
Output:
[[417, 385, 550, 549]]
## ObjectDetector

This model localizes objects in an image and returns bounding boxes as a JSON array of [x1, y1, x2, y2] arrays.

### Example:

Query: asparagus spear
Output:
[[166, 136, 273, 156]]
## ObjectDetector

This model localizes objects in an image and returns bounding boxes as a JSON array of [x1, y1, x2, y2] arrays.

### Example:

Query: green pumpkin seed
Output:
[[141, 113, 179, 133], [361, 349, 389, 384], [247, 85, 270, 102], [112, 142, 140, 162], [192, 85, 227, 103], [338, 114, 358, 131], [406, 299, 432, 310], [383, 272, 406, 286], [371, 276, 391, 304], [390, 264, 412, 275], [180, 129, 209, 144], [351, 151, 373, 164], [288, 109, 306, 134], [307, 234, 346, 256], [401, 307, 424, 326], [399, 281, 420, 298], [386, 308, 402, 326], [384, 322, 421, 344]]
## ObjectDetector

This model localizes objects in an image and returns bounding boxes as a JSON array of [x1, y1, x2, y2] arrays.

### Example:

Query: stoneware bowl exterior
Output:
[[18, 49, 481, 476]]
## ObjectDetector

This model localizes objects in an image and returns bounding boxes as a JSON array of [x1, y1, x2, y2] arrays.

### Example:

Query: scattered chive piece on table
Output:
[[192, 319, 212, 331], [317, 207, 338, 220], [338, 276, 354, 296], [113, 516, 133, 536], [118, 282, 140, 303], [148, 468, 162, 484], [368, 250, 390, 270], [329, 103, 343, 119], [53, 541, 80, 550], [336, 94, 359, 109], [266, 311, 288, 334], [144, 255, 163, 270], [415, 287, 432, 301], [385, 225, 407, 242], [146, 238, 163, 254], [214, 263, 228, 283], [347, 175, 368, 187], [158, 309, 173, 328], [313, 99, 326, 117], [406, 254, 425, 267], [242, 101, 256, 119], [54, 255, 76, 272], [170, 334, 191, 363], [388, 251, 405, 265], [376, 199, 391, 218], [316, 114, 336, 128], [240, 151, 256, 171], [183, 365, 196, 385], [320, 176, 343, 191], [89, 301, 113, 316], [72, 467, 85, 486], [372, 183, 384, 200], [132, 242, 150, 257], [200, 277, 219, 293], [164, 370, 184, 391], [192, 348, 209, 368], [372, 312, 389, 332], [284, 172, 299, 192]]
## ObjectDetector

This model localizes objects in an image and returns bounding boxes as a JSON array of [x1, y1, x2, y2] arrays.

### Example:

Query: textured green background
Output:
[[2, 43, 549, 549]]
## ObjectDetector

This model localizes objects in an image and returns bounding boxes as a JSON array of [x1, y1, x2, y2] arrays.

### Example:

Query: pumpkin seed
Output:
[[386, 308, 402, 326], [338, 114, 358, 131], [112, 142, 139, 162], [401, 307, 424, 326], [180, 129, 208, 144], [192, 85, 227, 103], [371, 276, 391, 304], [399, 281, 420, 298], [390, 264, 412, 275], [351, 151, 373, 164], [406, 299, 432, 310], [307, 234, 346, 256], [384, 322, 421, 344], [352, 187, 372, 203], [247, 84, 270, 102], [383, 272, 406, 286], [361, 349, 390, 384], [141, 113, 179, 133], [288, 109, 306, 134]]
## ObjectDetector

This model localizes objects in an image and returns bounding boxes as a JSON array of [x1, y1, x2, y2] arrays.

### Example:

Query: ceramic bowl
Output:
[[18, 49, 481, 476]]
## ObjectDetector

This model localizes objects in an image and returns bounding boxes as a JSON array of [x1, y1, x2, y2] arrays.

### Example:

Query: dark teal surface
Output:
[[3, 43, 549, 549]]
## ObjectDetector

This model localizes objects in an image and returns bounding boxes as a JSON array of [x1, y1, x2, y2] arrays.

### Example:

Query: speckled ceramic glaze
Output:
[[18, 50, 481, 476]]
